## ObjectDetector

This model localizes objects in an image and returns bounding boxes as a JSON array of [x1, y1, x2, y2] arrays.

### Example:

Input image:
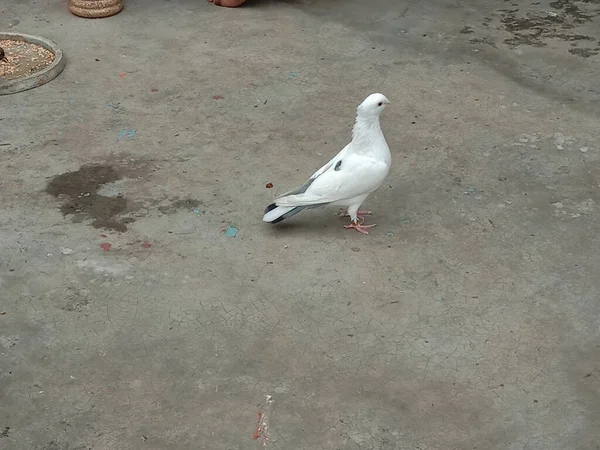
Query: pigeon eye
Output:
[[378, 102, 383, 106]]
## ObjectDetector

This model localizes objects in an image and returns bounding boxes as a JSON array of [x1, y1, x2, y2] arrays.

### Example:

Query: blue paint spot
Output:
[[192, 209, 201, 215], [119, 128, 137, 139], [401, 218, 410, 224], [288, 71, 300, 79], [386, 231, 394, 236], [225, 226, 239, 238]]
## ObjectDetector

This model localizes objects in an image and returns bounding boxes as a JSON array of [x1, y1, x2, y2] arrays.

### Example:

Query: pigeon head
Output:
[[356, 93, 390, 118]]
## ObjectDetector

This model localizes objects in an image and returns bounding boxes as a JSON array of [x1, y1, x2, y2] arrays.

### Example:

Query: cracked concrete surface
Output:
[[1, 0, 599, 449]]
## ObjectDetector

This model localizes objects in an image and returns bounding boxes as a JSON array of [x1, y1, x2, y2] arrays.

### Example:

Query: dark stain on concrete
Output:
[[478, 1, 599, 53], [552, 33, 595, 41], [46, 163, 203, 232], [503, 14, 565, 34], [46, 165, 131, 232], [569, 47, 600, 57], [46, 165, 120, 195], [550, 0, 598, 23]]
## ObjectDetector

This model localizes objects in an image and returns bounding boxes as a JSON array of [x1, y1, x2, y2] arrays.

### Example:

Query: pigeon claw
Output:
[[344, 220, 377, 235]]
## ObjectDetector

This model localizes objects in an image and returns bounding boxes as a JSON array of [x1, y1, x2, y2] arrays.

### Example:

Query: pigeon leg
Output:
[[344, 219, 377, 235], [338, 209, 373, 219]]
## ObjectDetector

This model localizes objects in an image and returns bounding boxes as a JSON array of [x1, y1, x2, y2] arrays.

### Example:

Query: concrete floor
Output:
[[1, 0, 599, 449]]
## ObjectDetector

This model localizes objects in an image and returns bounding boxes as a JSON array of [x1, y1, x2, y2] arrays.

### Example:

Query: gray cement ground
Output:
[[1, 0, 599, 449]]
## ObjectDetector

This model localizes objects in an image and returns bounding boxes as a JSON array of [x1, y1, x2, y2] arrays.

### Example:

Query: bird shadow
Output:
[[262, 213, 365, 238]]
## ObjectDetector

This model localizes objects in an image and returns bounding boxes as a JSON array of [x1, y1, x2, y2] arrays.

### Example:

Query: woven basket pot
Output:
[[69, 0, 124, 18]]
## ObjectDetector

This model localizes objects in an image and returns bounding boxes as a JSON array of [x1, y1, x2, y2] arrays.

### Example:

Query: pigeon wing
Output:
[[275, 153, 389, 206], [275, 144, 349, 200]]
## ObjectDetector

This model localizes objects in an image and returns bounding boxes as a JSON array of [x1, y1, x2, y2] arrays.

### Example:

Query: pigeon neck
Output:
[[352, 115, 382, 145]]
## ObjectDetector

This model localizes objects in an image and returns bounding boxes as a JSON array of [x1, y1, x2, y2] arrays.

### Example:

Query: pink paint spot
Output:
[[118, 72, 127, 78], [142, 242, 152, 248], [151, 88, 159, 92], [100, 234, 108, 238], [100, 243, 112, 252], [212, 95, 224, 100]]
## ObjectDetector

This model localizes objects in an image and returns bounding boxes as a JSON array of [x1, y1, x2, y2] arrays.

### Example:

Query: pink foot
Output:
[[208, 0, 246, 7], [344, 221, 377, 235]]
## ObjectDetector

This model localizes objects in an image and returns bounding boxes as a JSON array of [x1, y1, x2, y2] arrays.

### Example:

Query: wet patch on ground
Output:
[[46, 165, 130, 232], [46, 163, 202, 232], [471, 0, 600, 56]]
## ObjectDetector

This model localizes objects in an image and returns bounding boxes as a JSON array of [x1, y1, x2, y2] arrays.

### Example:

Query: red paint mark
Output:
[[151, 88, 159, 92], [253, 412, 263, 440], [265, 182, 273, 189], [100, 234, 108, 238], [118, 72, 127, 78], [142, 242, 152, 248], [410, 162, 417, 166], [100, 243, 112, 252], [212, 95, 224, 100]]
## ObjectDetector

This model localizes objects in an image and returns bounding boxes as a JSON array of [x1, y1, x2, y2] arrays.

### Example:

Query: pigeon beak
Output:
[[384, 99, 390, 105]]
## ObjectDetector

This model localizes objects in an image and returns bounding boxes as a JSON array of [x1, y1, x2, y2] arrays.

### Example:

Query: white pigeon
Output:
[[263, 93, 391, 235]]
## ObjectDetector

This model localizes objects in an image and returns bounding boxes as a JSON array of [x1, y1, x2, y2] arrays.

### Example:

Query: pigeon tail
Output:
[[263, 203, 306, 223]]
